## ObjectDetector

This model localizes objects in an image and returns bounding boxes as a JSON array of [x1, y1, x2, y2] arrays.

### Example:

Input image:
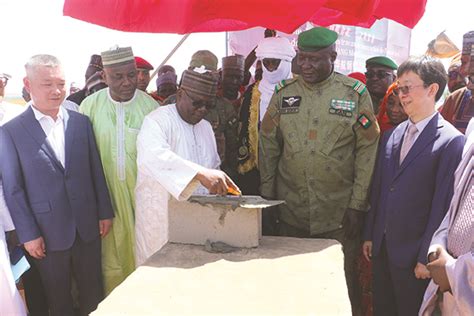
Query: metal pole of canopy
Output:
[[150, 33, 191, 81]]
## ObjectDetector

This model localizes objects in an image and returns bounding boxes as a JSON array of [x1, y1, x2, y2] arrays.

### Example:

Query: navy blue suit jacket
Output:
[[0, 107, 114, 251], [364, 113, 465, 268]]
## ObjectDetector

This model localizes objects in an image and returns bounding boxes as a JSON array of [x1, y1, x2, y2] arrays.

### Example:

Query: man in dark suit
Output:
[[0, 54, 114, 316], [362, 56, 465, 316]]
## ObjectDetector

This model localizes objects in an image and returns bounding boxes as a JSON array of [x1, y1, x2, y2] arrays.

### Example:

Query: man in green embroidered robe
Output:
[[80, 47, 158, 295]]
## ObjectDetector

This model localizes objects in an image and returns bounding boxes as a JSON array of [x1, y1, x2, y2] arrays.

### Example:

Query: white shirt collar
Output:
[[31, 104, 64, 122]]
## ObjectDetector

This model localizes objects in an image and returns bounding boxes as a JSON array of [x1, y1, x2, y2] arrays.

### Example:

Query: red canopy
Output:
[[63, 0, 427, 34]]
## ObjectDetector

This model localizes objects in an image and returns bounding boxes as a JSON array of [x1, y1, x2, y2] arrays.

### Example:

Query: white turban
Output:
[[255, 37, 296, 62], [255, 37, 296, 121]]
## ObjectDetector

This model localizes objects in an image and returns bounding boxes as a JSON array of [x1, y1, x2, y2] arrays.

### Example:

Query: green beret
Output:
[[297, 27, 338, 51], [366, 56, 398, 70]]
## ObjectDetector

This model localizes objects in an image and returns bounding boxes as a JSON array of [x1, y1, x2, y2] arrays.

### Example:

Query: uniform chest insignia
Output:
[[357, 114, 372, 129], [329, 99, 355, 117], [281, 96, 301, 114]]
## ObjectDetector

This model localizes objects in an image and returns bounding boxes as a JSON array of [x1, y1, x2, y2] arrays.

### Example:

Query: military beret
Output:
[[135, 56, 154, 70], [366, 56, 398, 70], [297, 27, 338, 52], [189, 50, 218, 71]]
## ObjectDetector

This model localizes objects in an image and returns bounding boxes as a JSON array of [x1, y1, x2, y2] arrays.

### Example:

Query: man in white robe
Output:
[[135, 69, 240, 265], [0, 184, 27, 316], [419, 118, 474, 315], [0, 72, 27, 316]]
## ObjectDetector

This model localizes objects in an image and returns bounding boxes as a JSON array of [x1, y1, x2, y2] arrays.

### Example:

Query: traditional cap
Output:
[[85, 54, 103, 80], [297, 27, 338, 52], [85, 71, 106, 91], [135, 56, 154, 70], [348, 72, 367, 84], [88, 54, 103, 70], [462, 31, 474, 55], [222, 55, 245, 71], [189, 50, 218, 71], [366, 56, 398, 70], [156, 71, 177, 88], [449, 52, 462, 68], [255, 37, 296, 62], [158, 65, 176, 76], [181, 70, 218, 98], [101, 46, 134, 67]]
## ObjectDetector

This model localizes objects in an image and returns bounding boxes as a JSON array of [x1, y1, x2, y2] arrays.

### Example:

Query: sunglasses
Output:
[[448, 70, 461, 80], [183, 89, 216, 110], [392, 84, 425, 96], [365, 70, 393, 80]]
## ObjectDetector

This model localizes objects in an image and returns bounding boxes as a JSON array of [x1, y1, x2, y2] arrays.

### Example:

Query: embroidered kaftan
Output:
[[80, 88, 157, 294]]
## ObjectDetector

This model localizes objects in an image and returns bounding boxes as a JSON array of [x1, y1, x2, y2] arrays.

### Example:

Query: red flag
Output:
[[63, 0, 427, 34]]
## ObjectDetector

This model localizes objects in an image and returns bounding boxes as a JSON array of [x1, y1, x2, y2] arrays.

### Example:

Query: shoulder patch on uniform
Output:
[[352, 81, 367, 96], [356, 110, 380, 141], [357, 113, 372, 129], [274, 78, 297, 93]]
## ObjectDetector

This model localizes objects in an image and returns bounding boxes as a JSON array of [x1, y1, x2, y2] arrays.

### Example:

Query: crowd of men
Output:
[[0, 27, 473, 316]]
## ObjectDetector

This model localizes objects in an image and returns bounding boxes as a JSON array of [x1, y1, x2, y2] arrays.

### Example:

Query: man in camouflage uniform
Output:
[[163, 51, 239, 177], [259, 27, 380, 316]]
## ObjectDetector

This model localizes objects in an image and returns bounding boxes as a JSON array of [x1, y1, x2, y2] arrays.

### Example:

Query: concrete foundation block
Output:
[[168, 199, 261, 248]]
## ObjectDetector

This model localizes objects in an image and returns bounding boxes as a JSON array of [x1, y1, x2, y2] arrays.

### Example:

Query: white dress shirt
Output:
[[31, 105, 66, 167]]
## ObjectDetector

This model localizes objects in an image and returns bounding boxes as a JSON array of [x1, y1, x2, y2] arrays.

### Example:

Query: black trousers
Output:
[[372, 238, 429, 316], [23, 253, 49, 316], [33, 234, 103, 316]]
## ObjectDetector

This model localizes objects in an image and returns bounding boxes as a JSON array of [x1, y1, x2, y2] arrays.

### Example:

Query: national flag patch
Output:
[[358, 114, 372, 129]]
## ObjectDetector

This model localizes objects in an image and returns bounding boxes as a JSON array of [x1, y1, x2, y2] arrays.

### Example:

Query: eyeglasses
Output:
[[393, 84, 425, 96], [0, 77, 8, 85], [183, 89, 216, 110], [448, 70, 461, 80], [365, 70, 393, 80]]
